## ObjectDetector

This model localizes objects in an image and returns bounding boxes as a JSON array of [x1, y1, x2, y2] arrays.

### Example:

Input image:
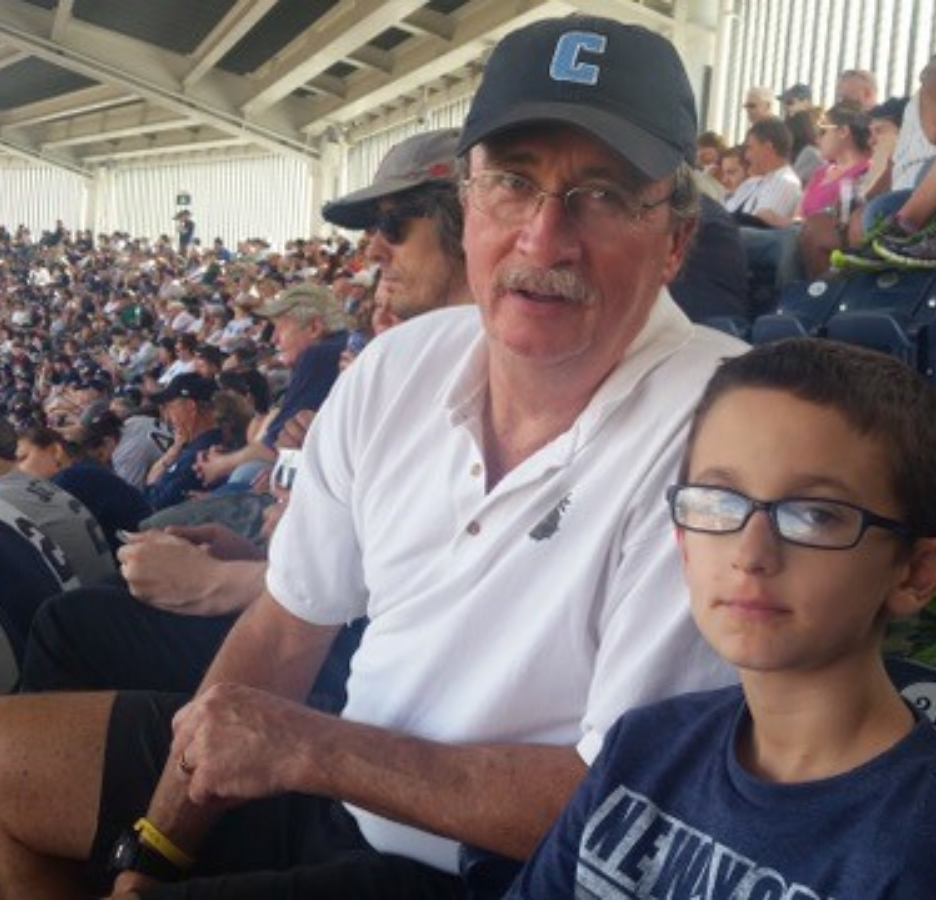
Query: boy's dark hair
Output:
[[681, 339, 936, 538], [748, 117, 793, 160]]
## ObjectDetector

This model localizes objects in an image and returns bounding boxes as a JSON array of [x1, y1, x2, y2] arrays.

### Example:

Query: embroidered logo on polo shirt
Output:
[[529, 493, 572, 541]]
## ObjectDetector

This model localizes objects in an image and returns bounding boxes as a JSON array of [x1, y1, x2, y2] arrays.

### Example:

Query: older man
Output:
[[194, 284, 346, 489], [0, 16, 744, 899]]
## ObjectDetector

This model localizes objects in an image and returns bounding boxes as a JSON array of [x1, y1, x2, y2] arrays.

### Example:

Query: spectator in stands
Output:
[[725, 118, 803, 224], [108, 393, 174, 492], [833, 56, 936, 270], [743, 104, 871, 291], [778, 82, 812, 118], [508, 339, 936, 898], [787, 107, 823, 185], [743, 86, 775, 123], [837, 68, 878, 110], [322, 128, 473, 319], [193, 284, 347, 490], [192, 343, 223, 380], [696, 130, 727, 174], [144, 373, 222, 510], [718, 145, 748, 199], [863, 96, 909, 196], [175, 210, 195, 256], [50, 411, 152, 556], [0, 492, 80, 687], [0, 419, 115, 588], [0, 17, 744, 898]]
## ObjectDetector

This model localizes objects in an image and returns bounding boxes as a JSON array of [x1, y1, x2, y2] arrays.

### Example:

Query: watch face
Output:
[[109, 832, 138, 871]]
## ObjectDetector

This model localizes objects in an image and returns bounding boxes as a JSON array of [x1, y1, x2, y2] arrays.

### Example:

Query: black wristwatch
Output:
[[108, 828, 185, 882]]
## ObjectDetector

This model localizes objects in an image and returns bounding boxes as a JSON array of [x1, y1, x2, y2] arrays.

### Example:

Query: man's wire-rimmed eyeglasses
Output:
[[460, 170, 673, 231]]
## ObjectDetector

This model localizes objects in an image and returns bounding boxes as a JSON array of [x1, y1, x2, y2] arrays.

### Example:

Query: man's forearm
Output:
[[132, 594, 337, 870], [290, 713, 587, 860]]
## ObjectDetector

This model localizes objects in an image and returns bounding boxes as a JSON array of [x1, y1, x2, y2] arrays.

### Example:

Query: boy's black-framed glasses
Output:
[[666, 484, 914, 551]]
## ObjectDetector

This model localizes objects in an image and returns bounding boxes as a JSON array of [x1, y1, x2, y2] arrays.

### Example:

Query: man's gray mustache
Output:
[[496, 267, 594, 305]]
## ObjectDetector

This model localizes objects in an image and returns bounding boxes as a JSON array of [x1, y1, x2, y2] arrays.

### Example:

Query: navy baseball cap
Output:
[[151, 373, 217, 405], [457, 17, 697, 179]]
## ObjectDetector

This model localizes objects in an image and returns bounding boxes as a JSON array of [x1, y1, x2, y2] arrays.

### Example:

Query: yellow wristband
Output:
[[133, 817, 195, 872]]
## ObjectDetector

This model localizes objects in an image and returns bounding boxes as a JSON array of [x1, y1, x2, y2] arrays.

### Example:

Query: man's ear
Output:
[[661, 216, 698, 284], [888, 538, 936, 619]]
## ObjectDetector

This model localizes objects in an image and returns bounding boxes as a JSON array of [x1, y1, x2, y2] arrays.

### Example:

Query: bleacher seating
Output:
[[752, 269, 936, 385], [751, 276, 848, 343]]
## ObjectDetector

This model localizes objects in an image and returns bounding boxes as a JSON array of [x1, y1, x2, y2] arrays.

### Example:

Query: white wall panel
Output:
[[102, 154, 314, 249], [0, 162, 87, 236]]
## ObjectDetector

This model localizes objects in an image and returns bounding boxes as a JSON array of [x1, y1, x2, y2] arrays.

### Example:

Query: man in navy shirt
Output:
[[194, 284, 346, 490], [144, 374, 222, 510]]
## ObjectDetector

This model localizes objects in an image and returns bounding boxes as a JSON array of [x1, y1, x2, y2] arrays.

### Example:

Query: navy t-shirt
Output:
[[262, 332, 346, 448], [54, 461, 152, 555], [144, 427, 223, 510], [509, 685, 936, 899]]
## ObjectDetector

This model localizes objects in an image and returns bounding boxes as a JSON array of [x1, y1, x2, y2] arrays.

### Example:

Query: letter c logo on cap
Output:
[[549, 32, 607, 86]]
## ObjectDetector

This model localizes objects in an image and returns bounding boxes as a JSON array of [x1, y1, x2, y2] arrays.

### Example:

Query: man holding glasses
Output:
[[0, 16, 745, 899]]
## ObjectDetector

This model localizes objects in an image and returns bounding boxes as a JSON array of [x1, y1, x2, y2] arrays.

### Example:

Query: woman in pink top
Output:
[[800, 103, 872, 219]]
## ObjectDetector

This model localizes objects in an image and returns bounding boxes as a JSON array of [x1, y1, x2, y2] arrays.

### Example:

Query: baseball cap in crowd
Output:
[[254, 284, 348, 334], [457, 17, 697, 179], [778, 83, 812, 104], [194, 344, 224, 369], [322, 129, 460, 229], [869, 96, 909, 127], [151, 373, 217, 405], [0, 418, 16, 461]]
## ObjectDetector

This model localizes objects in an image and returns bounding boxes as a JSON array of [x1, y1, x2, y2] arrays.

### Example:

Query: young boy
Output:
[[508, 338, 936, 898]]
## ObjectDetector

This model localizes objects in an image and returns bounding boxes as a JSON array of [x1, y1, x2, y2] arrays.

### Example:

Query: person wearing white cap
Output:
[[0, 16, 744, 898]]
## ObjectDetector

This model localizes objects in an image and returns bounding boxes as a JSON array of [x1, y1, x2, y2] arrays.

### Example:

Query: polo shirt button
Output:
[[470, 463, 483, 477], [466, 520, 481, 536]]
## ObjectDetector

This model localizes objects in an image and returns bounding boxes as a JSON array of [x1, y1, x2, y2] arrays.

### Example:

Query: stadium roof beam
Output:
[[300, 0, 573, 137], [398, 9, 455, 41], [0, 45, 29, 70], [50, 0, 74, 43], [42, 105, 193, 149], [183, 0, 279, 90], [0, 84, 134, 128], [0, 134, 91, 177], [0, 0, 317, 162], [83, 135, 247, 164], [241, 0, 428, 117]]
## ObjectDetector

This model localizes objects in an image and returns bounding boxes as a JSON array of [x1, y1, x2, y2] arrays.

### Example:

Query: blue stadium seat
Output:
[[825, 270, 936, 368], [825, 311, 916, 365], [699, 316, 751, 340], [834, 269, 936, 317], [751, 277, 847, 344]]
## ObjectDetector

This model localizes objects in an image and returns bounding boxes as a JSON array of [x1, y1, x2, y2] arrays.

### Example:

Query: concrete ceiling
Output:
[[0, 0, 679, 178]]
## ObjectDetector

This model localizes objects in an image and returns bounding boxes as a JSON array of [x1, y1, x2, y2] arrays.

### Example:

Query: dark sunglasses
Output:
[[367, 202, 432, 245]]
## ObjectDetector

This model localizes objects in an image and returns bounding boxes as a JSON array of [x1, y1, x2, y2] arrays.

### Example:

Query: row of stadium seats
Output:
[[703, 269, 936, 382]]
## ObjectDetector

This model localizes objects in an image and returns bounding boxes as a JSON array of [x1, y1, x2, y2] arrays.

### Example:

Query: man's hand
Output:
[[116, 530, 265, 615], [171, 683, 317, 806], [162, 524, 265, 562]]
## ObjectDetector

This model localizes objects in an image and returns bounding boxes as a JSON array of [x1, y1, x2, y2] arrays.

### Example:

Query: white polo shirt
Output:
[[267, 298, 745, 872]]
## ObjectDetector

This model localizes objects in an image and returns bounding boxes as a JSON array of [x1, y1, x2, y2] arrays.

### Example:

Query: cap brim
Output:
[[457, 101, 687, 180], [322, 174, 442, 229]]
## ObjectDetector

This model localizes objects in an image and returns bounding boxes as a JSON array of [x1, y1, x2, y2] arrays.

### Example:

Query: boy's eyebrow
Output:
[[688, 469, 863, 500]]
